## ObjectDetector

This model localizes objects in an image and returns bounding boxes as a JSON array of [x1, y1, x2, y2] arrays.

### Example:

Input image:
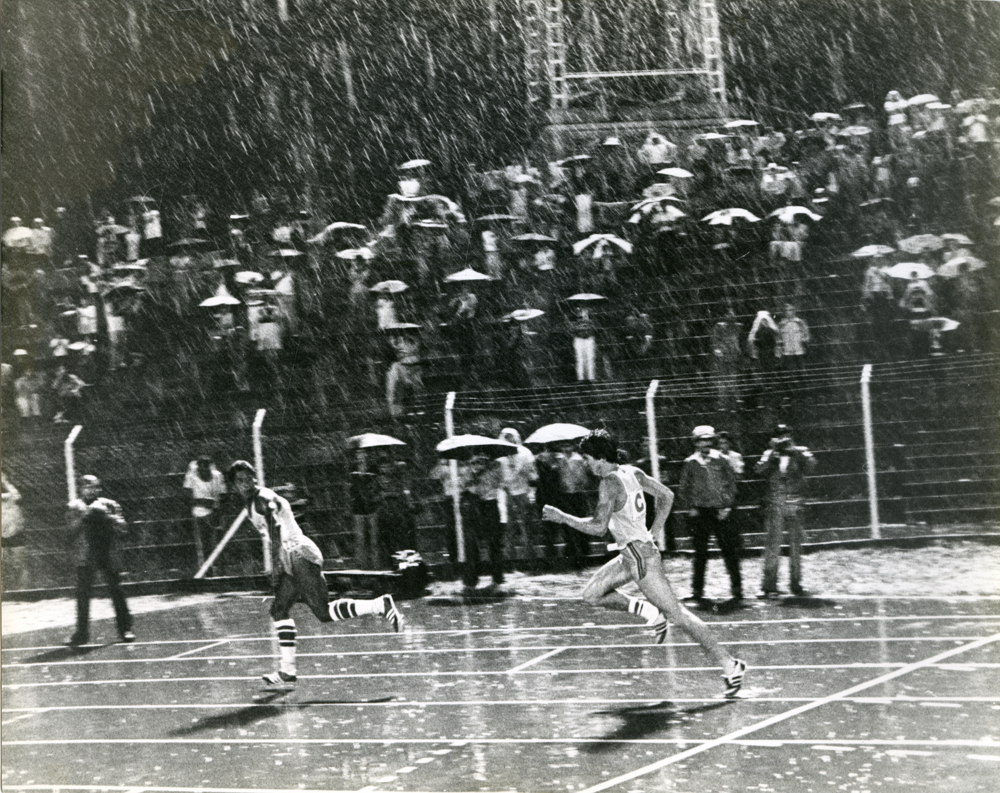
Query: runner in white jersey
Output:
[[542, 430, 747, 697], [229, 461, 404, 688]]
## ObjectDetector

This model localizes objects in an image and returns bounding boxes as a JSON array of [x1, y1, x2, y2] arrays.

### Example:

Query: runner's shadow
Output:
[[582, 701, 731, 753], [169, 691, 292, 734], [24, 645, 100, 664]]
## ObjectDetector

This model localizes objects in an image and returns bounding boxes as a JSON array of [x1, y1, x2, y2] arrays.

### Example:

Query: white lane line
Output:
[[577, 632, 1000, 793], [5, 634, 992, 669], [165, 639, 230, 660], [2, 695, 998, 714], [6, 661, 1000, 690], [0, 710, 47, 726], [4, 738, 999, 749], [506, 647, 564, 673], [5, 613, 1000, 652]]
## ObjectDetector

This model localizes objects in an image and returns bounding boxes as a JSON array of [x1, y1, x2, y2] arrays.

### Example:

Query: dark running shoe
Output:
[[723, 658, 747, 698], [651, 615, 669, 645], [382, 594, 404, 633], [262, 670, 297, 688]]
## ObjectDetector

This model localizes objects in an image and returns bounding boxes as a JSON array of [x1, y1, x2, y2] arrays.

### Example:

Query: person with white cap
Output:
[[678, 425, 742, 607], [543, 429, 747, 697], [66, 475, 134, 647]]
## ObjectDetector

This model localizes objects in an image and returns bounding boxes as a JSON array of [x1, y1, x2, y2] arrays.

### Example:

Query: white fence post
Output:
[[252, 408, 272, 574], [64, 424, 84, 503], [445, 391, 465, 563], [645, 380, 666, 551], [861, 364, 880, 539]]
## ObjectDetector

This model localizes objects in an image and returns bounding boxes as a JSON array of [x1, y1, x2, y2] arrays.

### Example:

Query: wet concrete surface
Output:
[[3, 587, 999, 792]]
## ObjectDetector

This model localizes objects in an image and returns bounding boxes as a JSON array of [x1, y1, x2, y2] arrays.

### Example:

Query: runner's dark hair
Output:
[[579, 429, 618, 462]]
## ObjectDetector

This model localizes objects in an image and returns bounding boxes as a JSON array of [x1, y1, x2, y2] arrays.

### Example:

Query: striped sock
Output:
[[329, 598, 381, 621], [627, 597, 661, 626], [274, 618, 296, 676]]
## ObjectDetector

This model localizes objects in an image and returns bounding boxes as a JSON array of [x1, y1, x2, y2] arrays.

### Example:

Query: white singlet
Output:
[[607, 466, 655, 547]]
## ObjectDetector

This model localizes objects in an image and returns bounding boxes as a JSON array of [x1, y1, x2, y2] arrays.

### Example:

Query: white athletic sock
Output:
[[329, 597, 381, 621], [627, 596, 663, 626], [274, 618, 296, 676]]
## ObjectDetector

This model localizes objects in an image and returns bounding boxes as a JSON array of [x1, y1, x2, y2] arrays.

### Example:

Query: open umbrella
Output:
[[907, 93, 939, 106], [940, 233, 974, 246], [348, 433, 407, 449], [475, 213, 520, 223], [810, 112, 842, 122], [436, 435, 518, 461], [523, 423, 590, 445], [572, 234, 633, 256], [370, 280, 409, 294], [566, 293, 606, 302], [269, 248, 304, 259], [199, 293, 242, 308], [851, 244, 896, 258], [883, 262, 935, 279], [335, 247, 374, 260], [556, 154, 593, 167], [511, 233, 558, 244], [307, 221, 368, 244], [695, 132, 729, 141], [413, 219, 449, 230], [111, 262, 149, 273], [937, 255, 986, 278], [130, 195, 156, 204], [398, 158, 432, 170], [987, 196, 1000, 208], [898, 234, 943, 254], [212, 258, 243, 269], [723, 119, 758, 129], [2, 226, 33, 247], [504, 308, 545, 322], [444, 267, 492, 283], [657, 167, 695, 178], [235, 270, 266, 284], [629, 202, 687, 225], [169, 237, 210, 249], [769, 206, 823, 223], [702, 208, 761, 225]]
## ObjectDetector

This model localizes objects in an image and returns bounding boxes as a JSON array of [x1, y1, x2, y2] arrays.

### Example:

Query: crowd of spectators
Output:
[[2, 89, 998, 435]]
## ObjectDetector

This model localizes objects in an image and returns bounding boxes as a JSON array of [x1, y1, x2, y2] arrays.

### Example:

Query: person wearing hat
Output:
[[66, 475, 134, 647], [183, 454, 227, 574], [755, 425, 817, 597], [678, 426, 742, 607], [227, 460, 403, 687], [542, 429, 747, 697]]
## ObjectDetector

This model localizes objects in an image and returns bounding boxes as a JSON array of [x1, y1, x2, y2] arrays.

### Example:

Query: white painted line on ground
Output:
[[966, 754, 1000, 761], [5, 612, 1000, 653], [165, 639, 230, 660], [5, 661, 1000, 691], [2, 695, 998, 714], [6, 634, 992, 670], [506, 647, 564, 673], [576, 632, 1000, 793], [0, 710, 47, 726]]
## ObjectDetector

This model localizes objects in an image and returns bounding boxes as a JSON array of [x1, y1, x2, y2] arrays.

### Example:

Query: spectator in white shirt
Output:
[[498, 428, 538, 564], [183, 455, 227, 573]]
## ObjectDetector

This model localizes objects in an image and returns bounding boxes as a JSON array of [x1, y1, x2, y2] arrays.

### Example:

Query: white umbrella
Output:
[[937, 256, 986, 278], [907, 93, 939, 106], [566, 293, 606, 302], [723, 119, 759, 129], [504, 308, 545, 322], [523, 423, 591, 445], [335, 247, 374, 260], [695, 132, 728, 141], [769, 206, 823, 223], [370, 280, 409, 294], [199, 293, 242, 308], [851, 244, 896, 258], [810, 112, 842, 122], [413, 219, 449, 230], [436, 435, 518, 460], [269, 248, 304, 258], [2, 226, 33, 248], [444, 267, 492, 282], [572, 234, 633, 256], [348, 433, 407, 449], [940, 233, 974, 246], [657, 167, 695, 178], [511, 233, 558, 243], [399, 158, 432, 170], [235, 270, 266, 284], [556, 154, 593, 167], [307, 221, 367, 244], [898, 234, 944, 254], [702, 208, 761, 225], [987, 196, 1000, 208], [883, 262, 935, 280]]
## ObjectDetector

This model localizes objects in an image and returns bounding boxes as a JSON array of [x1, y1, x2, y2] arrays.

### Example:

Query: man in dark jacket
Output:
[[678, 426, 742, 606], [756, 424, 817, 596], [67, 474, 133, 647]]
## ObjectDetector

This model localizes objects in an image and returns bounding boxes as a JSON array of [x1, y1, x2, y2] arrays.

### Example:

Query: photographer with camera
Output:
[[755, 425, 817, 597]]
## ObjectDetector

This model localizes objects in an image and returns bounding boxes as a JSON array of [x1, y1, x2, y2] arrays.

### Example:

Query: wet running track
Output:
[[2, 592, 999, 792]]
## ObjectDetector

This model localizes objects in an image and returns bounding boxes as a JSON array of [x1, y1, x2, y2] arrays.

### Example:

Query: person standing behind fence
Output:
[[679, 426, 742, 607], [756, 424, 817, 597], [461, 454, 506, 590], [183, 455, 227, 574], [349, 448, 381, 569], [66, 475, 134, 647], [498, 428, 539, 565]]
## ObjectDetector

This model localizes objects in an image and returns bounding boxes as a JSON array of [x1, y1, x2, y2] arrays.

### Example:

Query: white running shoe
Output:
[[262, 670, 297, 688], [723, 658, 747, 698]]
